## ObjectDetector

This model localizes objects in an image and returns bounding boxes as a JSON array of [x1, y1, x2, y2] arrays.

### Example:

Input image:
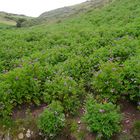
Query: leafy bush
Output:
[[109, 36, 138, 62], [91, 62, 123, 102], [0, 63, 47, 117], [121, 56, 140, 102], [43, 75, 84, 114], [37, 101, 65, 139], [83, 95, 122, 139], [16, 18, 27, 28]]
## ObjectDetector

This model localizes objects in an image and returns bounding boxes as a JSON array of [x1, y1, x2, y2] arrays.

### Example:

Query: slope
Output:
[[22, 0, 111, 26], [0, 0, 140, 139], [0, 11, 33, 26]]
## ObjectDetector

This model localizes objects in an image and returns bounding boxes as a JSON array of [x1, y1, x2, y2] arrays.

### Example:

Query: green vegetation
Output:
[[16, 18, 28, 27], [37, 101, 65, 139], [0, 0, 140, 139], [83, 95, 122, 139]]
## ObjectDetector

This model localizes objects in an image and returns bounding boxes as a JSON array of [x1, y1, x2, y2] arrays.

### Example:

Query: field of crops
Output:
[[0, 0, 140, 139]]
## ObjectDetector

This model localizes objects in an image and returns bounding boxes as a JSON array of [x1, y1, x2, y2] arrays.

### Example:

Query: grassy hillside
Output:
[[22, 0, 111, 26], [0, 0, 140, 139], [0, 11, 33, 26]]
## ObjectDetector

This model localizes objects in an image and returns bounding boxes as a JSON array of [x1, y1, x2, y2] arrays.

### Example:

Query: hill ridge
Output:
[[22, 0, 111, 26]]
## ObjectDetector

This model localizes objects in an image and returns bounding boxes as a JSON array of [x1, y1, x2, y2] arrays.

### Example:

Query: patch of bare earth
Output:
[[12, 103, 47, 119], [121, 100, 140, 133], [10, 99, 140, 140], [113, 99, 140, 140]]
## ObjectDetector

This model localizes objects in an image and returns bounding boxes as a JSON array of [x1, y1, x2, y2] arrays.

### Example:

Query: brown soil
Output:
[[113, 99, 140, 140], [12, 103, 47, 119], [10, 99, 140, 140], [120, 99, 140, 133], [60, 99, 140, 140]]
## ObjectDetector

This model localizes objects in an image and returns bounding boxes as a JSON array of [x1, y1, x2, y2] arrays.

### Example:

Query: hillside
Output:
[[0, 11, 33, 26], [22, 0, 111, 26], [0, 0, 140, 139]]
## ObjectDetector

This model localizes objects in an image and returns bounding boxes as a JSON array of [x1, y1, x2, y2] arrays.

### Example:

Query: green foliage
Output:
[[0, 63, 47, 117], [83, 95, 122, 139], [91, 62, 123, 102], [0, 0, 140, 123], [121, 56, 140, 102], [37, 101, 65, 139], [43, 75, 84, 114], [16, 18, 27, 27]]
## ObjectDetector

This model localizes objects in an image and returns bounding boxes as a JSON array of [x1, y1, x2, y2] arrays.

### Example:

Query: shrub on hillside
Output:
[[0, 63, 47, 117], [43, 75, 84, 114], [1, 63, 46, 105], [37, 101, 65, 139], [16, 18, 27, 27], [91, 62, 123, 102], [83, 95, 122, 139], [121, 56, 140, 102], [109, 35, 138, 62]]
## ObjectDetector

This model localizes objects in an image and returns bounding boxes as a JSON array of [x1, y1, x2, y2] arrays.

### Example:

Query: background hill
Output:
[[22, 0, 111, 26], [0, 11, 33, 26]]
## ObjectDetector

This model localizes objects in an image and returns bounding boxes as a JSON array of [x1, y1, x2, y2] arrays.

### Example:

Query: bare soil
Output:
[[8, 99, 140, 140], [12, 103, 47, 119]]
